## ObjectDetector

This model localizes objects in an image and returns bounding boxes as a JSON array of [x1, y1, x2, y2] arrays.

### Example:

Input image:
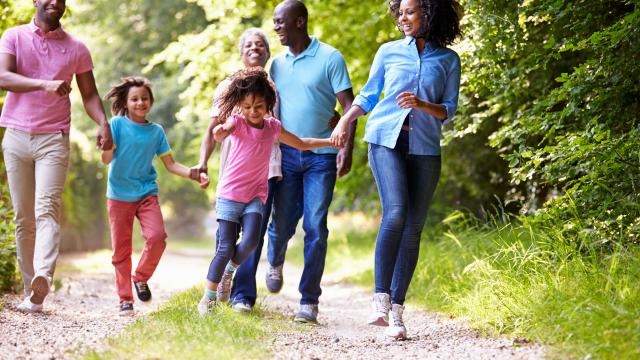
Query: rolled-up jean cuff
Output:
[[215, 196, 263, 223]]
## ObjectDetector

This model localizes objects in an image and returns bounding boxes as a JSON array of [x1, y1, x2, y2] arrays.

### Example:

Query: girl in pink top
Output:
[[197, 67, 336, 315]]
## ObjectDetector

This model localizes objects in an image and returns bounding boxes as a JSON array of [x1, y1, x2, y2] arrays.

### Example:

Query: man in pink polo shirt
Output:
[[0, 0, 113, 313]]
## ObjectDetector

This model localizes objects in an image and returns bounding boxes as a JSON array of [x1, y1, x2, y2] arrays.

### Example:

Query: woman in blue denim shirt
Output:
[[331, 0, 462, 340]]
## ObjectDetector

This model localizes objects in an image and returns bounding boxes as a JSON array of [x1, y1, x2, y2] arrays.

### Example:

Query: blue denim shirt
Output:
[[355, 36, 461, 155]]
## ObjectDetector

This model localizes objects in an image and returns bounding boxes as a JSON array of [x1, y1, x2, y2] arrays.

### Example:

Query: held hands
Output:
[[330, 117, 348, 148], [396, 91, 425, 110], [43, 80, 72, 97], [97, 123, 114, 150], [190, 166, 210, 189]]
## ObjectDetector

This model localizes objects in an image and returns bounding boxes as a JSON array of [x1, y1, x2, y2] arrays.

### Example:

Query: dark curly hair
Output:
[[215, 67, 277, 123], [389, 0, 462, 47], [104, 76, 154, 116]]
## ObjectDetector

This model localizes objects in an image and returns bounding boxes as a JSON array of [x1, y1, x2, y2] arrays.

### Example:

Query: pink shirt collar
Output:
[[28, 18, 66, 39]]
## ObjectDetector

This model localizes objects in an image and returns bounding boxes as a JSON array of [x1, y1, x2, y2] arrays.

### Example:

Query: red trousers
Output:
[[107, 195, 167, 302]]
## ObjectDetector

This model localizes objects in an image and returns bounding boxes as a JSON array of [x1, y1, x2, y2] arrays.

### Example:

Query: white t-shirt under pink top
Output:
[[216, 114, 282, 204]]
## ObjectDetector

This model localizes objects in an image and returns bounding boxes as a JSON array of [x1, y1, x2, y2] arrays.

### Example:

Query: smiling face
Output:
[[241, 35, 269, 68], [240, 94, 267, 128], [126, 86, 153, 123], [398, 0, 423, 38], [273, 3, 300, 46], [33, 0, 66, 25]]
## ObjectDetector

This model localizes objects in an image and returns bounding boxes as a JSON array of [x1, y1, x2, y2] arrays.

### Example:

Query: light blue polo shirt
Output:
[[107, 116, 172, 202], [269, 36, 352, 154]]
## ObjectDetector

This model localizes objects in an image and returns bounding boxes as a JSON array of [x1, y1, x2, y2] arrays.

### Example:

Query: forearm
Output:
[[166, 161, 191, 178], [419, 101, 447, 121], [0, 71, 46, 93], [101, 150, 113, 164], [198, 129, 217, 168], [83, 94, 109, 126], [295, 137, 333, 150]]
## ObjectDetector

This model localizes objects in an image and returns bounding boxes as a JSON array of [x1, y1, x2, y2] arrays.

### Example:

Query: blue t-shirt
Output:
[[106, 116, 172, 202], [269, 37, 352, 154]]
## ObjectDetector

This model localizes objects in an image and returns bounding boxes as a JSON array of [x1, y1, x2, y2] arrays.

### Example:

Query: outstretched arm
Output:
[[76, 70, 113, 150], [161, 154, 210, 188], [279, 128, 335, 151]]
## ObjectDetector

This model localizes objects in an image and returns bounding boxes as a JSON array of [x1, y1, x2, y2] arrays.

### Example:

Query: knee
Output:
[[35, 191, 62, 219], [147, 231, 167, 248], [405, 223, 425, 250], [381, 206, 406, 232]]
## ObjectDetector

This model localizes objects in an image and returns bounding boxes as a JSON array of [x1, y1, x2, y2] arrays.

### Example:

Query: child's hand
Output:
[[199, 172, 210, 189], [213, 124, 228, 142], [330, 117, 347, 148]]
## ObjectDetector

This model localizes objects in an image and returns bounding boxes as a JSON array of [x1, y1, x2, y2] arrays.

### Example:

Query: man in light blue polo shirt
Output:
[[266, 0, 356, 323]]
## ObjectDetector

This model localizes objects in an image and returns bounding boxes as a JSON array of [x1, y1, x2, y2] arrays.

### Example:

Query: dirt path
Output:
[[259, 262, 546, 359], [0, 248, 545, 359], [0, 250, 212, 360]]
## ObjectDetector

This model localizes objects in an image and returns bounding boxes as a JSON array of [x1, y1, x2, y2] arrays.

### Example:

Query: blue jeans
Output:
[[230, 178, 277, 306], [267, 144, 337, 305], [369, 131, 441, 305]]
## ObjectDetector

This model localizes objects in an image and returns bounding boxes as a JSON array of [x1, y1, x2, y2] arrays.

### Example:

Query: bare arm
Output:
[[279, 128, 334, 150], [196, 115, 221, 173], [0, 53, 71, 95], [76, 70, 113, 150], [335, 88, 356, 178], [396, 92, 448, 120], [161, 154, 210, 188], [101, 149, 113, 164], [331, 105, 366, 147], [212, 121, 236, 142]]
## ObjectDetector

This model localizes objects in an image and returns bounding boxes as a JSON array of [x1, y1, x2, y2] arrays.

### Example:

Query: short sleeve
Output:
[[326, 51, 352, 94], [109, 117, 120, 148], [75, 41, 94, 74], [0, 28, 17, 56], [156, 127, 172, 157]]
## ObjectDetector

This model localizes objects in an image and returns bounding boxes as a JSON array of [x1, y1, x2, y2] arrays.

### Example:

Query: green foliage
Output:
[[0, 0, 31, 291], [334, 211, 640, 358], [456, 0, 640, 246]]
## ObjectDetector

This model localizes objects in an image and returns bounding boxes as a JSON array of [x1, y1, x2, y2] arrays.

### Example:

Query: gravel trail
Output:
[[0, 248, 546, 359]]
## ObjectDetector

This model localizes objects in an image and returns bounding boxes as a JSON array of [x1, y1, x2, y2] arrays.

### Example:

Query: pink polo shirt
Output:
[[0, 19, 94, 134]]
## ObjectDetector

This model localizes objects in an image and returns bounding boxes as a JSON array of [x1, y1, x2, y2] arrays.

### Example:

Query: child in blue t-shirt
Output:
[[102, 76, 208, 316]]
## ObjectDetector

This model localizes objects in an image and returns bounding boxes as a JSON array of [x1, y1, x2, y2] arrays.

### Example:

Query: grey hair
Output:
[[238, 28, 271, 57]]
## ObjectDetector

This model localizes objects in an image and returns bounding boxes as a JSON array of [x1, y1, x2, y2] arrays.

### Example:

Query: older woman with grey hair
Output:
[[194, 28, 278, 314]]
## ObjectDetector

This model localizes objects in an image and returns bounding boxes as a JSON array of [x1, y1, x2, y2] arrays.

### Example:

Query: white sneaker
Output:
[[16, 297, 43, 313], [30, 275, 50, 305], [232, 301, 252, 313], [368, 293, 391, 326], [265, 264, 283, 293], [197, 295, 216, 317], [385, 304, 407, 340]]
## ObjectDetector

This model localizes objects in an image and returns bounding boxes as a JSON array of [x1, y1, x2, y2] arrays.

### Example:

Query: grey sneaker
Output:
[[385, 304, 407, 339], [265, 264, 283, 293], [368, 293, 391, 326], [294, 304, 319, 324], [197, 295, 216, 317], [217, 269, 234, 303], [30, 275, 50, 305], [232, 301, 252, 313]]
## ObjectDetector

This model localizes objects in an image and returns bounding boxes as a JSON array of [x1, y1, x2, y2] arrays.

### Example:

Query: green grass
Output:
[[322, 211, 640, 359], [79, 286, 301, 360]]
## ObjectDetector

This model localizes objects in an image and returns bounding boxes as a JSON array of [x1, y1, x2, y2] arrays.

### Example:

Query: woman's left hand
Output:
[[396, 91, 425, 110]]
